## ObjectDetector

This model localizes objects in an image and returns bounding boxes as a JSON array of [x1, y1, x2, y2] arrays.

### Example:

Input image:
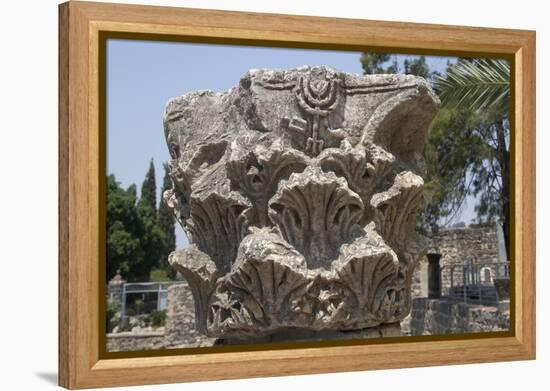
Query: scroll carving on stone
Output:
[[164, 66, 439, 341]]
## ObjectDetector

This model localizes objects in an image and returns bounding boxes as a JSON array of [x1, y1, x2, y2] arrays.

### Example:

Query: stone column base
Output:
[[215, 323, 402, 345]]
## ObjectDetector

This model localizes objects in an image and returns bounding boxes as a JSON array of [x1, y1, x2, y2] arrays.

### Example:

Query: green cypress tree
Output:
[[157, 163, 177, 279], [136, 158, 164, 281], [139, 158, 157, 214]]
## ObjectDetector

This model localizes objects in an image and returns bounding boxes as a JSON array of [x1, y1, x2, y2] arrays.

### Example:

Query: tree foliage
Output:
[[433, 58, 510, 112], [107, 175, 144, 281], [360, 53, 510, 257], [361, 53, 433, 79], [139, 159, 157, 213], [157, 163, 177, 279], [136, 159, 165, 281], [404, 56, 431, 79], [360, 53, 398, 74], [107, 160, 178, 282], [432, 59, 511, 255]]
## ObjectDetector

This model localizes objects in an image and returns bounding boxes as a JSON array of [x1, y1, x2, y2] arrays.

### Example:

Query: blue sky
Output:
[[106, 39, 467, 248]]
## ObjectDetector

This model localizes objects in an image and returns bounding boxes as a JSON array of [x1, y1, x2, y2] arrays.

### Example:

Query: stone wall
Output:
[[164, 283, 216, 348], [106, 332, 166, 352], [107, 224, 505, 351], [434, 224, 499, 292], [401, 224, 508, 336], [410, 224, 500, 299], [406, 298, 509, 336], [410, 259, 428, 299], [107, 281, 510, 349], [107, 282, 215, 352]]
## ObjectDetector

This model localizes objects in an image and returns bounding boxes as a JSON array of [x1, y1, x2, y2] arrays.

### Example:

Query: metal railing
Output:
[[445, 259, 509, 305], [108, 281, 177, 328]]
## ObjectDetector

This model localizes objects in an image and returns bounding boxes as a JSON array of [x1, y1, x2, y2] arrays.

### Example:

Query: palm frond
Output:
[[433, 59, 510, 112]]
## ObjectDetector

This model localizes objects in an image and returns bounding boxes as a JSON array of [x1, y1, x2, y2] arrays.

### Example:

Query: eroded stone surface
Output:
[[163, 66, 439, 339]]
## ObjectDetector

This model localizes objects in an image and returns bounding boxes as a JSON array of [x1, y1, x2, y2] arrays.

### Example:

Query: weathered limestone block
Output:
[[164, 66, 439, 340], [408, 298, 510, 336]]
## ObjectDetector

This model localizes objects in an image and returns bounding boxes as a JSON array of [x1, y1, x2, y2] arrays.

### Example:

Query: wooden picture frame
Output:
[[58, 1, 536, 388]]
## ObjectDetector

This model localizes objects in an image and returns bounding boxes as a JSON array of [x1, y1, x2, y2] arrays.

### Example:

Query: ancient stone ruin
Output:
[[163, 66, 439, 342]]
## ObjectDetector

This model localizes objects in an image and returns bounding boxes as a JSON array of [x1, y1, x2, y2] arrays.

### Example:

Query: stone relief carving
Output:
[[163, 66, 439, 340]]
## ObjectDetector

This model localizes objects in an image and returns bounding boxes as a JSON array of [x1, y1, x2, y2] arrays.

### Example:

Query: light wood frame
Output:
[[59, 1, 536, 389]]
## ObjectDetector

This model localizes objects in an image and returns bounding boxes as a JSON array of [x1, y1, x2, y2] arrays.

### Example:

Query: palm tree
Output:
[[433, 58, 510, 113], [432, 58, 511, 259]]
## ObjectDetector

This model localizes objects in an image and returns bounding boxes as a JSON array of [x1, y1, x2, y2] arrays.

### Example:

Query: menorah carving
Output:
[[163, 66, 439, 341]]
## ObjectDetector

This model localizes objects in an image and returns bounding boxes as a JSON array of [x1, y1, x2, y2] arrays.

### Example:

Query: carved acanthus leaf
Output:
[[169, 246, 221, 334], [207, 228, 309, 335], [371, 171, 424, 245], [187, 185, 252, 273], [319, 141, 395, 201], [334, 228, 401, 322], [226, 135, 308, 227], [268, 166, 364, 268]]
